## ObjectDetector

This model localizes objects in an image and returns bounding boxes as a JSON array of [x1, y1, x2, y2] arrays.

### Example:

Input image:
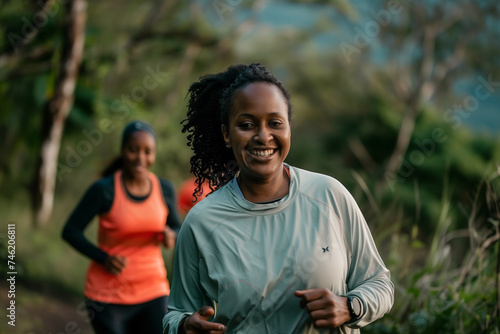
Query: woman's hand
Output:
[[180, 306, 226, 334], [104, 254, 127, 275], [162, 226, 177, 249], [295, 288, 351, 328]]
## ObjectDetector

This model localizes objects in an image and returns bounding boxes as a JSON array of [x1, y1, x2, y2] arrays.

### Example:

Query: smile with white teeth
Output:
[[250, 149, 275, 157]]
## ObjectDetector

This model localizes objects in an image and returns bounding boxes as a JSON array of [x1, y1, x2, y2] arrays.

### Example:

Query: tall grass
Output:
[[354, 167, 500, 333]]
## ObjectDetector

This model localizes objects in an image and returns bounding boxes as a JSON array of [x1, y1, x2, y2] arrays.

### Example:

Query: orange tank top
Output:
[[84, 170, 170, 304]]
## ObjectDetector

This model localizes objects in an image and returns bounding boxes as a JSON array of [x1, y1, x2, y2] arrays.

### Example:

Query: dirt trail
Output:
[[1, 282, 93, 334]]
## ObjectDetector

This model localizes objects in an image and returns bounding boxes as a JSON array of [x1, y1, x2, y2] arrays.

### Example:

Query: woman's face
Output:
[[222, 82, 291, 182], [122, 131, 156, 179]]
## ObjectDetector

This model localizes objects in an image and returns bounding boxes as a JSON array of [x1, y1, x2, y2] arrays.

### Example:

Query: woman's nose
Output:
[[255, 126, 272, 143], [137, 151, 146, 162]]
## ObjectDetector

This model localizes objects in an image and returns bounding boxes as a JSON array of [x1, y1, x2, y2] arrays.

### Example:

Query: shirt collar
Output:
[[225, 163, 297, 215]]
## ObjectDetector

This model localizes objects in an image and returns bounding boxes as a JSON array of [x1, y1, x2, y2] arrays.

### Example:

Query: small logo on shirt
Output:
[[322, 246, 329, 253]]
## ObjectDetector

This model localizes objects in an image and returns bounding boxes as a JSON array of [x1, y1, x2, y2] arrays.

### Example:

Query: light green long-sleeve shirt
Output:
[[163, 165, 394, 333]]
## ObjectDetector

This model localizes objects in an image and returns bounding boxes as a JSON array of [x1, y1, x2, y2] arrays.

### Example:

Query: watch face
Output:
[[352, 297, 361, 316]]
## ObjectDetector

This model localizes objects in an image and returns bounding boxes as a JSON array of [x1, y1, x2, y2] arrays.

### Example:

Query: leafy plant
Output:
[[363, 169, 500, 333]]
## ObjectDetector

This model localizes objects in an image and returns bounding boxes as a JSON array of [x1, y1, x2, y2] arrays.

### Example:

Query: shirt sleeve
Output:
[[160, 178, 182, 233], [61, 178, 113, 264], [163, 216, 213, 334], [332, 181, 394, 328]]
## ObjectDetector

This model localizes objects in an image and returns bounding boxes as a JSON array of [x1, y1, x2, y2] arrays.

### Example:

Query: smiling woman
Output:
[[61, 121, 182, 334], [164, 63, 394, 334]]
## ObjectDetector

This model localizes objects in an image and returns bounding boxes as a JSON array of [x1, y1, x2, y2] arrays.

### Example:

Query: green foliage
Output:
[[284, 57, 500, 239], [362, 170, 500, 334]]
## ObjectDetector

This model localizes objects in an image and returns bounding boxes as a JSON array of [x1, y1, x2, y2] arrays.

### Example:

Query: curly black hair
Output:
[[181, 63, 292, 200]]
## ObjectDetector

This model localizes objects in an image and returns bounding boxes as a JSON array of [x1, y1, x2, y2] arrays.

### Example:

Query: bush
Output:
[[364, 170, 500, 333]]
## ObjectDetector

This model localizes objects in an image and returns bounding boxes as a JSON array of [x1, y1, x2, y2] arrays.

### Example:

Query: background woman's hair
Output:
[[181, 63, 292, 200], [102, 157, 123, 177]]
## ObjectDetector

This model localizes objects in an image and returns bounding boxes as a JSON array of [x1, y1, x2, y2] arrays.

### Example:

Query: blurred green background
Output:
[[1, 0, 500, 333]]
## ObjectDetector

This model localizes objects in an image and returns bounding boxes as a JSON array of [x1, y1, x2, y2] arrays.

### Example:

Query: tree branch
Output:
[[125, 0, 177, 51], [32, 0, 87, 227], [0, 62, 53, 81], [348, 137, 378, 175]]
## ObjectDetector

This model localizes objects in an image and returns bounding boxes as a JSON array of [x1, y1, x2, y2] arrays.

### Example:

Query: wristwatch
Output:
[[346, 295, 362, 321]]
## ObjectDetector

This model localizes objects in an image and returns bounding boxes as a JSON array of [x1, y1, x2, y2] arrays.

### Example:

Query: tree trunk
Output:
[[32, 0, 87, 227]]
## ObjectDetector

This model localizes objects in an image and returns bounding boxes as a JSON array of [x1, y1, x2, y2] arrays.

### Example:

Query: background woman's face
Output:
[[222, 82, 291, 181], [122, 131, 156, 178]]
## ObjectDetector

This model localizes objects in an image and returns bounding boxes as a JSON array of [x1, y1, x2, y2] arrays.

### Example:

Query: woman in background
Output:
[[62, 120, 181, 334]]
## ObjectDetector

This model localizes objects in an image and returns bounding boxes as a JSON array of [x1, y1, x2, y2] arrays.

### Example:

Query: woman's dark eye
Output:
[[239, 122, 254, 129]]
